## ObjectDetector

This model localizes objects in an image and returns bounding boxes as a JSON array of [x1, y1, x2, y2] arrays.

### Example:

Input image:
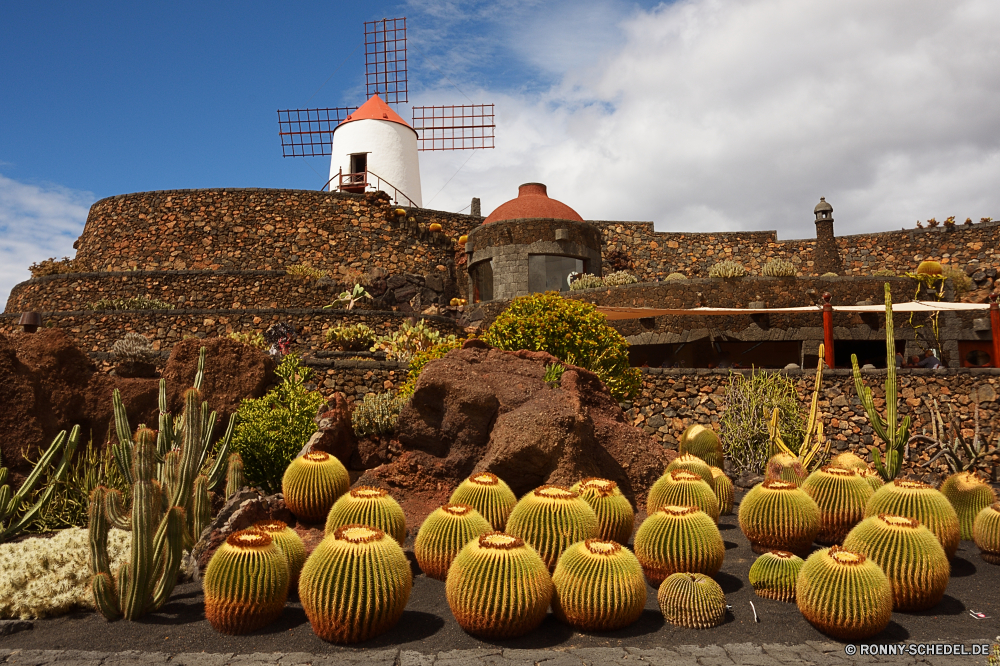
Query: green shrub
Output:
[[603, 271, 639, 287], [326, 323, 377, 352], [544, 363, 565, 386], [761, 259, 796, 277], [228, 331, 268, 350], [397, 339, 464, 399], [569, 274, 606, 290], [483, 292, 641, 401], [87, 296, 175, 311], [231, 354, 325, 494], [708, 261, 746, 278], [286, 262, 328, 280], [372, 319, 458, 362], [942, 266, 972, 296], [720, 370, 806, 476], [352, 392, 407, 438]]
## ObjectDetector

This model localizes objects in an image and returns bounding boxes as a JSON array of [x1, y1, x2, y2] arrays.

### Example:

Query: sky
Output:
[[2, 0, 999, 308]]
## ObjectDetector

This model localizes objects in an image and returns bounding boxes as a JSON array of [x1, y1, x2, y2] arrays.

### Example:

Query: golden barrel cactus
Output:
[[748, 550, 803, 602], [710, 467, 734, 516], [449, 472, 517, 531], [829, 451, 869, 472], [633, 505, 724, 587], [738, 480, 821, 556], [764, 453, 807, 487], [796, 545, 892, 640], [505, 485, 599, 571], [657, 572, 727, 629], [570, 478, 635, 544], [678, 424, 723, 469], [940, 471, 997, 540], [665, 453, 715, 489], [858, 467, 885, 493], [281, 451, 350, 523], [647, 469, 720, 522], [414, 503, 492, 580], [251, 520, 306, 588], [324, 486, 407, 546], [800, 466, 873, 545], [551, 539, 647, 632], [973, 502, 1000, 564], [865, 479, 960, 559]]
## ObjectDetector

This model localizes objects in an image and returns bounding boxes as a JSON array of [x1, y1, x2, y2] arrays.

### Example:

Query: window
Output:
[[472, 259, 494, 302], [528, 254, 585, 293]]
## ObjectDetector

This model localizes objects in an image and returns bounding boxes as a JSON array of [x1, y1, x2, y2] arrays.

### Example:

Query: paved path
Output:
[[2, 642, 996, 666]]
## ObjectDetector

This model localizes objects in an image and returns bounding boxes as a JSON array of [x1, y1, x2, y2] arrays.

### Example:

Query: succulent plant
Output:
[[203, 529, 290, 635], [111, 332, 155, 363], [764, 452, 807, 487], [738, 480, 821, 556], [505, 485, 600, 571], [708, 260, 746, 278], [225, 452, 246, 499], [939, 471, 997, 540], [665, 272, 687, 281], [748, 550, 803, 602], [665, 453, 715, 488], [796, 545, 893, 640], [551, 539, 647, 631], [252, 520, 306, 588], [449, 472, 517, 531], [281, 452, 350, 523], [324, 487, 407, 546], [414, 503, 492, 581], [865, 480, 960, 559], [657, 572, 727, 629], [569, 273, 606, 290], [842, 514, 949, 611], [299, 524, 412, 644], [603, 270, 640, 287], [679, 424, 724, 469], [801, 466, 874, 545], [633, 505, 724, 587], [445, 532, 553, 638], [829, 451, 869, 471], [916, 260, 943, 275], [351, 391, 406, 438], [711, 467, 734, 516], [761, 258, 796, 277], [647, 469, 720, 522], [858, 467, 885, 493], [973, 502, 1000, 564], [570, 478, 635, 544]]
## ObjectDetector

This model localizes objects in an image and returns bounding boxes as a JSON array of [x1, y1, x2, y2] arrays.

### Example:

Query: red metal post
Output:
[[822, 292, 835, 368], [990, 293, 1000, 368]]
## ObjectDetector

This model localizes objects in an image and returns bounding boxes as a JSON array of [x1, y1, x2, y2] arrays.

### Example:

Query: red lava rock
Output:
[[301, 392, 357, 465]]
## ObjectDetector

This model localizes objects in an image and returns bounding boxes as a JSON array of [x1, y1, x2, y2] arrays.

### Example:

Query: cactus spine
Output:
[[633, 505, 724, 586], [738, 480, 821, 556], [299, 524, 412, 644], [252, 520, 306, 587], [570, 478, 635, 543], [678, 424, 723, 469], [858, 467, 885, 492], [449, 472, 517, 531], [505, 485, 600, 571], [414, 503, 492, 580], [282, 451, 350, 523], [225, 452, 246, 499], [203, 529, 290, 634], [865, 479, 960, 559], [446, 532, 553, 638], [842, 514, 950, 611], [551, 539, 647, 631], [665, 453, 715, 489], [939, 471, 997, 540], [764, 452, 807, 486], [711, 467, 734, 516], [973, 502, 1000, 564], [748, 551, 803, 602], [324, 486, 407, 545], [796, 546, 893, 640], [830, 451, 869, 471], [647, 469, 720, 522], [657, 573, 727, 629], [800, 466, 873, 545]]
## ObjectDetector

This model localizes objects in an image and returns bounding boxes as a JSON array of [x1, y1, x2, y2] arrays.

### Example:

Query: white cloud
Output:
[[0, 175, 93, 311], [413, 0, 1000, 240]]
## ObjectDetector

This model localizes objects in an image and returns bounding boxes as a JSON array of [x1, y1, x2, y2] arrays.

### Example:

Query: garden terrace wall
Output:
[[304, 359, 409, 403]]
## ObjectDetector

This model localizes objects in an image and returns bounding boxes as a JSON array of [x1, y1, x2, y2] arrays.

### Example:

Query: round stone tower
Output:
[[813, 197, 843, 275]]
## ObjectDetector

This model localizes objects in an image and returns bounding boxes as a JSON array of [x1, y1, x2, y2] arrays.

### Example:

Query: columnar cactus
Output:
[[764, 452, 807, 487], [796, 546, 893, 640], [748, 551, 803, 602], [973, 502, 1000, 564], [551, 539, 647, 632], [710, 467, 734, 516], [448, 472, 517, 531], [939, 471, 997, 540], [570, 478, 635, 543], [842, 514, 950, 611], [225, 452, 246, 500], [633, 505, 724, 586], [865, 480, 960, 559], [282, 451, 350, 523], [324, 486, 407, 546], [445, 532, 553, 638], [414, 504, 492, 580], [800, 466, 873, 545], [738, 480, 821, 556], [252, 520, 306, 587], [647, 470, 720, 522], [657, 573, 727, 629], [203, 529, 290, 634], [665, 453, 715, 489], [505, 485, 600, 571], [299, 524, 412, 644], [678, 424, 723, 469]]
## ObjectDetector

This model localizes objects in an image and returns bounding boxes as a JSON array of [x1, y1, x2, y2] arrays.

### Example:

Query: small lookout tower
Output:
[[813, 196, 842, 275]]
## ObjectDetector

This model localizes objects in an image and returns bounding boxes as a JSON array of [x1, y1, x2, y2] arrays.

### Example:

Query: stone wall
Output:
[[305, 359, 409, 403]]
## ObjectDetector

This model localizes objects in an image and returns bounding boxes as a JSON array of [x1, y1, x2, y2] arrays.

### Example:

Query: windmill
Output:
[[277, 18, 495, 208]]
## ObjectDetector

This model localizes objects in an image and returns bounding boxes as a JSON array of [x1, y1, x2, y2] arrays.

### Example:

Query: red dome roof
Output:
[[334, 94, 415, 135], [483, 183, 583, 224]]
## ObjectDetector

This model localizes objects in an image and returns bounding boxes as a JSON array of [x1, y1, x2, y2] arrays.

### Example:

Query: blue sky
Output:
[[2, 0, 999, 308]]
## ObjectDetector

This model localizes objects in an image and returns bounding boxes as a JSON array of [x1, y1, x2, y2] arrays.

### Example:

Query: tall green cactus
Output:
[[0, 426, 80, 543], [851, 283, 911, 481]]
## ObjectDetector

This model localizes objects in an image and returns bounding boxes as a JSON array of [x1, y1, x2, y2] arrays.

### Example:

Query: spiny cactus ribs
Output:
[[866, 479, 960, 559], [570, 478, 635, 544], [665, 453, 715, 489], [111, 332, 155, 362], [551, 539, 646, 631], [940, 471, 997, 541], [449, 472, 517, 532], [325, 486, 407, 545], [801, 466, 873, 545], [414, 503, 492, 580], [633, 505, 724, 586], [505, 485, 600, 572], [657, 572, 727, 629], [974, 502, 1000, 564], [764, 453, 807, 487], [738, 480, 820, 556], [281, 451, 350, 523], [711, 467, 734, 516], [647, 469, 720, 522], [796, 545, 892, 640], [748, 550, 803, 602], [678, 424, 723, 469], [252, 520, 306, 587]]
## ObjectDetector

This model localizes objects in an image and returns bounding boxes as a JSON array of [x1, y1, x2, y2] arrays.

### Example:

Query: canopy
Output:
[[596, 300, 990, 321]]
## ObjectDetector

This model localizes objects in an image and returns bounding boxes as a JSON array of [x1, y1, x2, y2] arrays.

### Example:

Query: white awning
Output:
[[597, 300, 990, 321]]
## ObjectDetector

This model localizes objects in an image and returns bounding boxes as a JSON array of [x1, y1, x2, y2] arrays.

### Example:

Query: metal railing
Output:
[[322, 168, 418, 208]]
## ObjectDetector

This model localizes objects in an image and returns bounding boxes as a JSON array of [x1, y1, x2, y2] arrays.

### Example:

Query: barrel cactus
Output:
[[973, 502, 1000, 564], [764, 453, 807, 487], [570, 478, 635, 544], [551, 539, 647, 631], [940, 471, 997, 540], [796, 545, 893, 640], [281, 452, 350, 523], [711, 467, 734, 516], [858, 467, 885, 493], [252, 520, 306, 588], [738, 480, 821, 556], [203, 529, 290, 635], [748, 550, 803, 602], [865, 479, 960, 559], [414, 503, 492, 580], [324, 486, 407, 546], [829, 451, 869, 472], [678, 424, 723, 469], [647, 469, 720, 522], [445, 532, 553, 638], [842, 514, 949, 611], [665, 453, 715, 489], [633, 505, 724, 586], [505, 485, 600, 571], [801, 466, 873, 545], [916, 260, 943, 275], [299, 524, 412, 643], [449, 472, 517, 531], [657, 572, 727, 629]]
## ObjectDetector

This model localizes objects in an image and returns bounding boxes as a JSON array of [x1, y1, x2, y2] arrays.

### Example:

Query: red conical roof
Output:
[[335, 94, 414, 133], [483, 183, 583, 224]]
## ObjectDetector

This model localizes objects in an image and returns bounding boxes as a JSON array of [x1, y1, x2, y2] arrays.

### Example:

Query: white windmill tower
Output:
[[278, 18, 494, 208]]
